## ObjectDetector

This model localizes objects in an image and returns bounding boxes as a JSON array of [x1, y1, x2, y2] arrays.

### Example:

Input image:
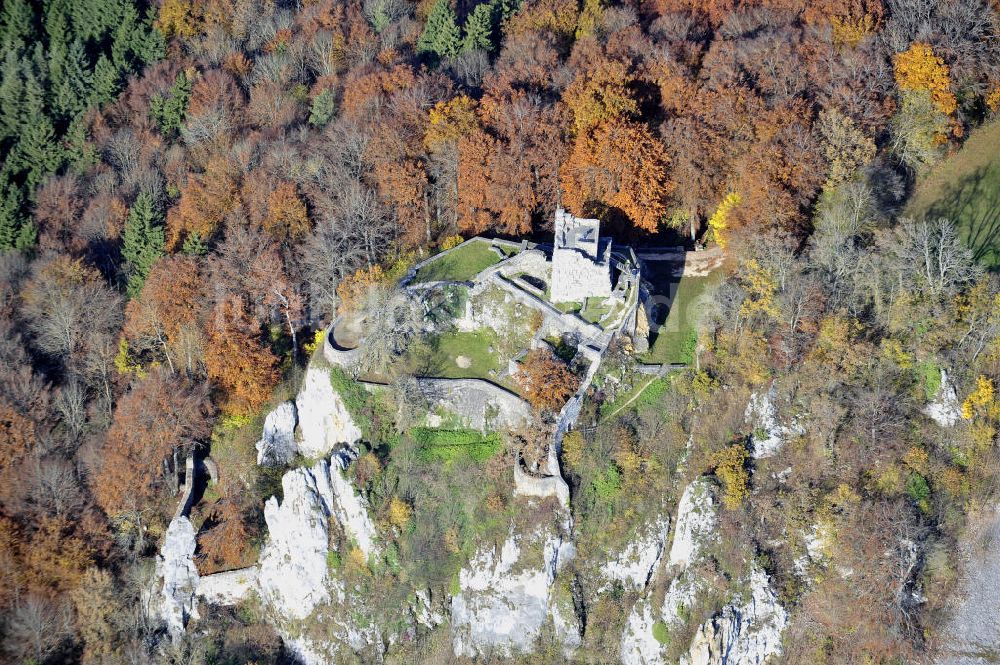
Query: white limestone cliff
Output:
[[157, 516, 200, 639], [296, 365, 362, 459], [602, 516, 671, 591], [451, 526, 580, 658], [745, 383, 801, 459], [680, 565, 787, 665], [327, 449, 379, 560], [256, 461, 339, 619], [256, 401, 298, 466], [668, 479, 718, 570], [924, 368, 962, 428]]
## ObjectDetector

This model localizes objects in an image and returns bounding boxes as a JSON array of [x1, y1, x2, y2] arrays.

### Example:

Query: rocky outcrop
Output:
[[602, 516, 671, 591], [451, 526, 580, 658], [157, 516, 200, 639], [296, 365, 362, 459], [415, 378, 533, 432], [745, 383, 801, 459], [327, 449, 379, 560], [621, 597, 664, 665], [925, 368, 962, 428], [256, 401, 298, 466], [513, 458, 570, 508], [621, 479, 718, 664], [668, 479, 718, 570], [257, 461, 339, 619], [680, 566, 787, 665], [196, 567, 257, 606]]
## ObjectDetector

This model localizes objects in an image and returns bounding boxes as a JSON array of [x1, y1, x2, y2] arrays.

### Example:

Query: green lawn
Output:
[[580, 297, 612, 324], [640, 271, 722, 365], [396, 329, 503, 381], [907, 119, 1000, 270], [413, 240, 502, 283]]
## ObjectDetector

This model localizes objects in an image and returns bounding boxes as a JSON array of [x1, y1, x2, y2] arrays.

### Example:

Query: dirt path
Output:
[[935, 506, 1000, 664]]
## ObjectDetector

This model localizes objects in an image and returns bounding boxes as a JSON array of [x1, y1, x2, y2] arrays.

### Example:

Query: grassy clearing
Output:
[[410, 427, 503, 463], [641, 271, 723, 365], [399, 329, 503, 380], [600, 375, 673, 420], [580, 296, 612, 324], [907, 119, 1000, 270], [413, 240, 501, 283]]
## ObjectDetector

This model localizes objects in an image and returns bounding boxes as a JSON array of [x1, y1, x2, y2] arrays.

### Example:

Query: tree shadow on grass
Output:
[[926, 165, 1000, 271]]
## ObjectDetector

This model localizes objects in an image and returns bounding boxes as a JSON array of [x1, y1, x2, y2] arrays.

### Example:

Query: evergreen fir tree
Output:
[[0, 0, 35, 50], [53, 39, 93, 122], [92, 54, 120, 106], [15, 117, 64, 193], [417, 0, 461, 60], [150, 71, 191, 139], [20, 53, 47, 125], [65, 115, 97, 174], [181, 231, 207, 257], [0, 177, 24, 251], [45, 0, 71, 86], [122, 192, 165, 298], [14, 219, 36, 251], [462, 3, 495, 53], [0, 51, 23, 145], [308, 88, 336, 127], [70, 0, 122, 43]]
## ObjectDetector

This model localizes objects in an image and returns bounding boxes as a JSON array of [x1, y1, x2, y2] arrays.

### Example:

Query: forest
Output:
[[0, 0, 999, 662]]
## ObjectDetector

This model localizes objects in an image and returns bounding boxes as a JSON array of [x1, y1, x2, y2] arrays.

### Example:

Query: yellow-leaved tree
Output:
[[894, 42, 957, 116]]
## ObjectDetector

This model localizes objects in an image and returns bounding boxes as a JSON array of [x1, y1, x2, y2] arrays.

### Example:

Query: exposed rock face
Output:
[[157, 516, 200, 639], [602, 516, 671, 590], [745, 383, 801, 459], [925, 368, 962, 428], [196, 567, 257, 606], [451, 527, 580, 658], [257, 461, 337, 619], [620, 597, 664, 665], [681, 566, 787, 665], [327, 449, 379, 560], [256, 401, 298, 466], [416, 378, 532, 432], [621, 480, 718, 664], [668, 479, 718, 569], [296, 365, 362, 459]]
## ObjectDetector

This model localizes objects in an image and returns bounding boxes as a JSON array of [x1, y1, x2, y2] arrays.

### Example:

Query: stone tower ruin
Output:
[[549, 208, 612, 303]]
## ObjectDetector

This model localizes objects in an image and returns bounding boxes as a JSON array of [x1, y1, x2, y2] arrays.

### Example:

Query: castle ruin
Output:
[[549, 208, 612, 303]]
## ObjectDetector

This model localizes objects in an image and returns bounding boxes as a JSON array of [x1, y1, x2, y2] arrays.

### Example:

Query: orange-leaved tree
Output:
[[264, 182, 311, 243], [166, 156, 240, 249], [516, 348, 580, 412], [560, 117, 672, 232], [124, 256, 205, 374], [203, 298, 280, 418], [337, 264, 385, 316], [95, 370, 213, 516]]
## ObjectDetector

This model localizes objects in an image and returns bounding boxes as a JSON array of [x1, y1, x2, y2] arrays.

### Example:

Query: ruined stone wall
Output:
[[550, 248, 612, 303]]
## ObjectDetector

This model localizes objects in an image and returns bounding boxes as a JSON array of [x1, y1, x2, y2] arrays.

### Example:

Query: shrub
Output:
[[328, 367, 373, 436], [652, 620, 670, 645], [593, 464, 622, 500], [710, 444, 750, 510]]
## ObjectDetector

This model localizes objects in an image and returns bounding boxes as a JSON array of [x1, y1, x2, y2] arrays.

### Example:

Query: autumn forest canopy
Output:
[[1, 0, 1000, 662]]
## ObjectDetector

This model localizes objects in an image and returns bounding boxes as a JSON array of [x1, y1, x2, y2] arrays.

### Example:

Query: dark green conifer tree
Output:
[[462, 3, 495, 53], [309, 88, 336, 127], [150, 71, 191, 139], [122, 192, 165, 298], [417, 0, 461, 60]]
